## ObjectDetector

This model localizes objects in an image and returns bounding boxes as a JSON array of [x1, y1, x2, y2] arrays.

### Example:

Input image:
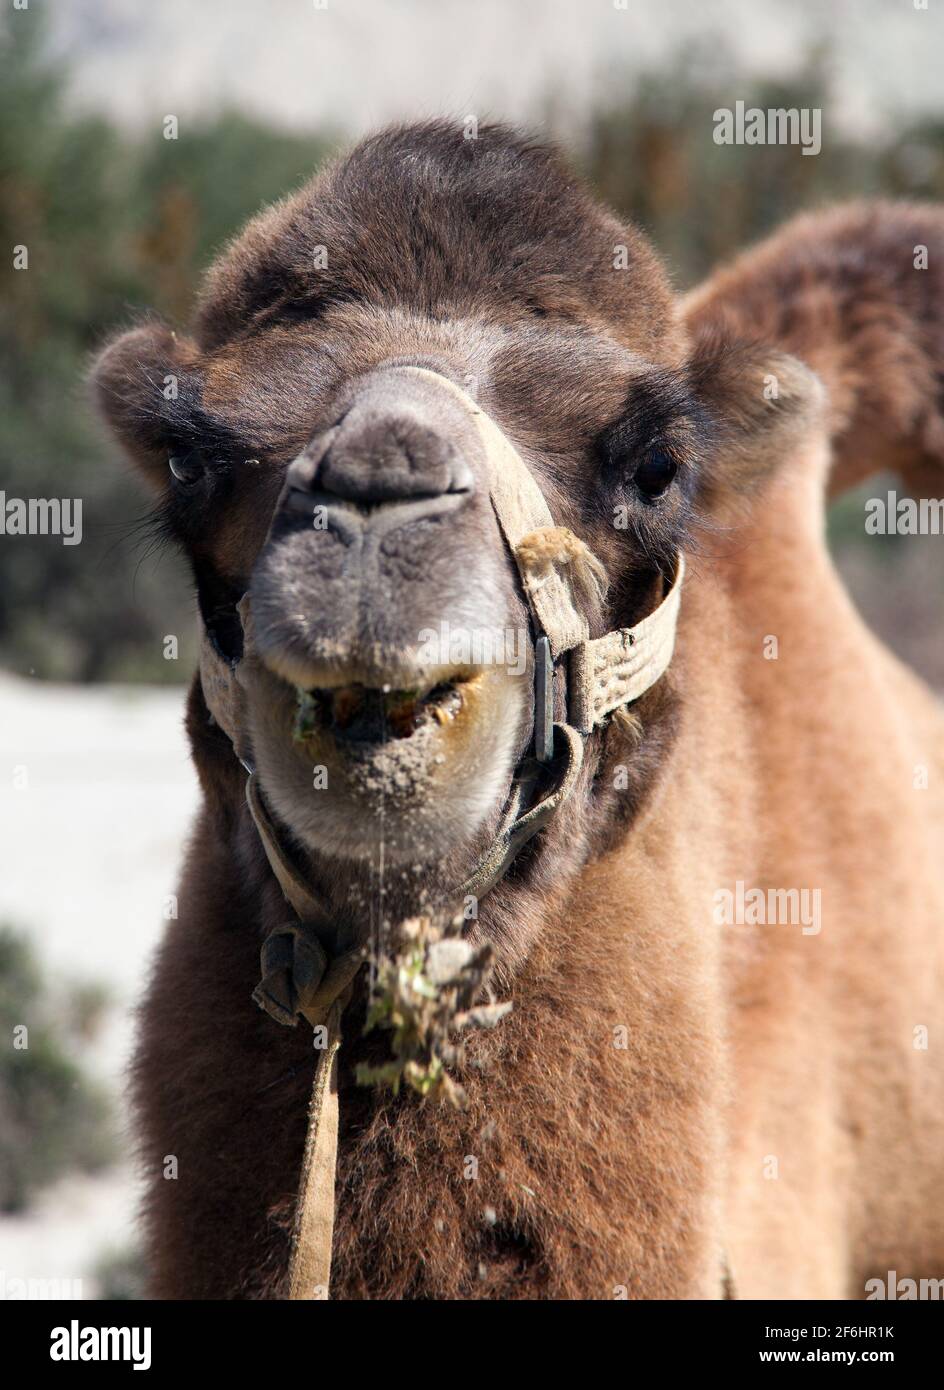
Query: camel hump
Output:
[[683, 200, 944, 502]]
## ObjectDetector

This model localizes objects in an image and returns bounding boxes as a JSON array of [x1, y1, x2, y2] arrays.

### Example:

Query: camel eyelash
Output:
[[597, 368, 703, 474], [156, 449, 235, 546], [168, 451, 207, 487], [164, 443, 241, 488]]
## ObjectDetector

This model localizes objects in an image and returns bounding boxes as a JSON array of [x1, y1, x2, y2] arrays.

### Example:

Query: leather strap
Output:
[[569, 555, 685, 733], [287, 996, 344, 1300], [457, 722, 585, 902], [246, 772, 324, 922], [244, 776, 363, 1301], [395, 368, 590, 658]]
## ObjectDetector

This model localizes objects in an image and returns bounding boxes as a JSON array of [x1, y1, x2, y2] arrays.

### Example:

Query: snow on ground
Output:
[[0, 673, 198, 1295]]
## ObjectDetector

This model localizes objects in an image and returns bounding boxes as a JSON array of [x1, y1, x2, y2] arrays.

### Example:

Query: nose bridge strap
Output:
[[390, 367, 590, 660], [199, 630, 246, 756]]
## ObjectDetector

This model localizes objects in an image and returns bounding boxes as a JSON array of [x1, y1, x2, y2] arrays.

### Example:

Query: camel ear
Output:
[[90, 323, 199, 490], [688, 331, 826, 512]]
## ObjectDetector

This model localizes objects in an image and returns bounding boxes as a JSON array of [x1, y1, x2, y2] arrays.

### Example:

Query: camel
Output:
[[92, 122, 944, 1299]]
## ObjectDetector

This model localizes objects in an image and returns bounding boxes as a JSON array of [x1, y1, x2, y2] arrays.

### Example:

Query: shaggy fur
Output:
[[93, 123, 944, 1299]]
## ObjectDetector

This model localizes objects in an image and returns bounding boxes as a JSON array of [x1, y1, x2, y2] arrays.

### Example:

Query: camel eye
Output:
[[634, 444, 678, 499], [168, 452, 205, 487]]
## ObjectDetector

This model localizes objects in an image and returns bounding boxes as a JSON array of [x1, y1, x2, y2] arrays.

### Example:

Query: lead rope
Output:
[[287, 996, 345, 1300], [245, 772, 364, 1299]]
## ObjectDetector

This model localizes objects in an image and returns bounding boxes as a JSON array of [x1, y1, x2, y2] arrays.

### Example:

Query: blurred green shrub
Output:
[[0, 925, 115, 1212], [0, 16, 337, 682], [579, 43, 944, 287]]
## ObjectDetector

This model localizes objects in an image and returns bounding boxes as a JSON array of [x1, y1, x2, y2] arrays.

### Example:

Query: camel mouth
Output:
[[293, 677, 468, 746], [241, 654, 528, 865]]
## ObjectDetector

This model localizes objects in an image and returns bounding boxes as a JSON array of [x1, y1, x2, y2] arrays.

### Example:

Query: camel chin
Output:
[[241, 655, 529, 867]]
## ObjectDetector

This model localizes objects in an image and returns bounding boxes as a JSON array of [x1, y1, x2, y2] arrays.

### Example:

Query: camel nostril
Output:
[[280, 370, 483, 523], [318, 424, 465, 503], [283, 483, 327, 517], [287, 402, 474, 506], [448, 459, 475, 495]]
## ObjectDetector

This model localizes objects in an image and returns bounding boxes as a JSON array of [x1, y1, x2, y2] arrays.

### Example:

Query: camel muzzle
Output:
[[247, 365, 499, 695]]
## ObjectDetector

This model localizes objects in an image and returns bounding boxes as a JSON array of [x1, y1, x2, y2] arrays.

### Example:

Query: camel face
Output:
[[93, 123, 705, 869], [198, 313, 700, 869]]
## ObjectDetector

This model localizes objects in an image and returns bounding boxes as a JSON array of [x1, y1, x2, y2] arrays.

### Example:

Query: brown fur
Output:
[[93, 124, 944, 1298]]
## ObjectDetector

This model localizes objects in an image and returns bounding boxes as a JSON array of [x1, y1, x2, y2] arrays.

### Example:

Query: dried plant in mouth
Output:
[[357, 913, 512, 1108]]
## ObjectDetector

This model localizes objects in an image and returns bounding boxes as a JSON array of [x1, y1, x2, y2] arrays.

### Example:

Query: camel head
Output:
[[92, 122, 817, 899]]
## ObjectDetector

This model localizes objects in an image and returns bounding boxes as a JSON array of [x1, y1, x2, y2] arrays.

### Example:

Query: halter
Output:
[[195, 367, 686, 1297]]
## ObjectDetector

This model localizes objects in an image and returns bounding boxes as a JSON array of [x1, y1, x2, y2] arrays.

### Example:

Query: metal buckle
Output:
[[534, 635, 554, 763]]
